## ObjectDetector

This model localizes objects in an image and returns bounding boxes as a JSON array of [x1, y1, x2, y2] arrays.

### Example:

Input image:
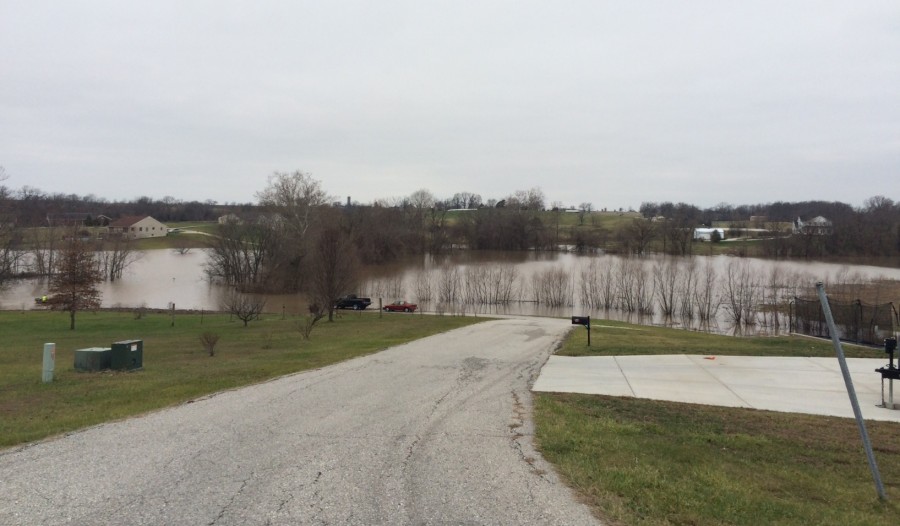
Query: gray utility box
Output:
[[111, 340, 143, 371], [74, 347, 112, 372]]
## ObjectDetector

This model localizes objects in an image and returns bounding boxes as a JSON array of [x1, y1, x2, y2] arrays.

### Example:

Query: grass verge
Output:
[[561, 319, 878, 358], [0, 310, 483, 449], [535, 321, 900, 525]]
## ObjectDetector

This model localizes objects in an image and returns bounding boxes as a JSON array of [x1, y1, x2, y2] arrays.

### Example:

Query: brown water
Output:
[[4, 249, 899, 336]]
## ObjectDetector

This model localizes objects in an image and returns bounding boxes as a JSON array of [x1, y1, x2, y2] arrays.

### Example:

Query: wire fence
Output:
[[790, 297, 898, 346]]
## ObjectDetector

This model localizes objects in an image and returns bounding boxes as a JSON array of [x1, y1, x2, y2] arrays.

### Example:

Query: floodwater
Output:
[[3, 249, 899, 336]]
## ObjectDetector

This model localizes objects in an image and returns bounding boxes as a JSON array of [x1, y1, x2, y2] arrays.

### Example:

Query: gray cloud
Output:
[[1, 1, 898, 209]]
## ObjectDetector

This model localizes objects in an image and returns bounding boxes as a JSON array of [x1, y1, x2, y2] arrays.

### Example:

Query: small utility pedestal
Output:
[[875, 337, 899, 410], [111, 340, 143, 371]]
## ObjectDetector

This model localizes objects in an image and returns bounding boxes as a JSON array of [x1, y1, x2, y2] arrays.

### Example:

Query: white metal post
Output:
[[42, 343, 55, 383]]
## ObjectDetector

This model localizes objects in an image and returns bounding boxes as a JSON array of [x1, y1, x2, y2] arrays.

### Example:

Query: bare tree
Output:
[[222, 291, 267, 327], [308, 225, 358, 322], [578, 202, 593, 225], [653, 257, 680, 317], [615, 258, 636, 311], [199, 332, 220, 356], [256, 170, 329, 241], [678, 258, 698, 320], [598, 258, 616, 309], [486, 264, 518, 304], [721, 259, 760, 326], [0, 166, 20, 286], [206, 221, 280, 290], [47, 235, 103, 330], [0, 230, 18, 286], [437, 264, 461, 304], [254, 171, 330, 290], [413, 269, 433, 303], [449, 192, 481, 209], [530, 267, 572, 307], [297, 303, 325, 340], [633, 262, 655, 315], [694, 259, 720, 322], [621, 218, 656, 256], [579, 259, 607, 309], [408, 188, 436, 210], [172, 235, 193, 255], [427, 206, 449, 252], [28, 223, 57, 276], [362, 275, 403, 301]]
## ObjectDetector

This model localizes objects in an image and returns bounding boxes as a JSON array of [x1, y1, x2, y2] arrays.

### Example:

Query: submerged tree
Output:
[[97, 235, 141, 281], [48, 236, 103, 330]]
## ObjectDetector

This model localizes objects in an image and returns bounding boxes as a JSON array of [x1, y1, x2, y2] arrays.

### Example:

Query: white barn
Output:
[[693, 228, 725, 241]]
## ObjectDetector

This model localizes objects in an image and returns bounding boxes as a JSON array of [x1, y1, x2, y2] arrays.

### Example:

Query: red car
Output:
[[383, 300, 417, 313]]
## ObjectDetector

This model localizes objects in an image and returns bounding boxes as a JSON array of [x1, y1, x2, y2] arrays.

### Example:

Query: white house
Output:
[[217, 213, 241, 225], [793, 216, 833, 235], [108, 216, 168, 239]]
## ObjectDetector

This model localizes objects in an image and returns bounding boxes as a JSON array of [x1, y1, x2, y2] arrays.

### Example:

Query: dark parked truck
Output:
[[334, 295, 372, 310]]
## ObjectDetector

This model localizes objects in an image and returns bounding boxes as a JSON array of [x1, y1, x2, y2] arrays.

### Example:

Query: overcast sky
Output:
[[1, 1, 898, 210]]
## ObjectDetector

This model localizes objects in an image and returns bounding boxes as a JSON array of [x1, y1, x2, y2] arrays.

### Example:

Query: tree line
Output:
[[2, 166, 898, 300]]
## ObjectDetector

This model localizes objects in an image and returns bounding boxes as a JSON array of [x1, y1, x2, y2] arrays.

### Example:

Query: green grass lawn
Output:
[[0, 310, 483, 449], [536, 321, 900, 525], [561, 319, 878, 358]]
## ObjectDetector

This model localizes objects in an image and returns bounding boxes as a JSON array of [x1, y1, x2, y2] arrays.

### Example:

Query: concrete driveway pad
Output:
[[533, 354, 900, 423]]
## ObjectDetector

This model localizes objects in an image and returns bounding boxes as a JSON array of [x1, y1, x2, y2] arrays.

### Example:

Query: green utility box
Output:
[[74, 347, 112, 372], [111, 340, 143, 371]]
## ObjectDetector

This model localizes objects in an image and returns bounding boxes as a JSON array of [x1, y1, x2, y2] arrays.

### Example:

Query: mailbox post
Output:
[[571, 316, 590, 346], [876, 337, 898, 409]]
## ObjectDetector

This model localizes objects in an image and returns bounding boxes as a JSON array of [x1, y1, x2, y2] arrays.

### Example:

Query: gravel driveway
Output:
[[1, 317, 600, 525]]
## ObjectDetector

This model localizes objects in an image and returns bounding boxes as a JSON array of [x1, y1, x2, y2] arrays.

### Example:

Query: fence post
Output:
[[789, 298, 794, 334]]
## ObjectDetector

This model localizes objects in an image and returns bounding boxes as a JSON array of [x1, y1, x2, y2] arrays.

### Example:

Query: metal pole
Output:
[[816, 282, 886, 500]]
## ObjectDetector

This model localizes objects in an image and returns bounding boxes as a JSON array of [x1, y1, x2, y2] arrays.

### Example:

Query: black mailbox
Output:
[[571, 316, 591, 346]]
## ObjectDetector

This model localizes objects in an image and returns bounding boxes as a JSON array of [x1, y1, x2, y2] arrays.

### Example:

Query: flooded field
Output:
[[3, 249, 899, 337]]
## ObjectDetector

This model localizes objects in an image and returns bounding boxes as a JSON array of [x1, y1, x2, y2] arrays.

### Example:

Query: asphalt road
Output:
[[1, 318, 600, 525]]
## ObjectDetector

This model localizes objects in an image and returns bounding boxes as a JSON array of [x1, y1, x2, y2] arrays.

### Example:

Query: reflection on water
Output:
[[3, 249, 898, 338]]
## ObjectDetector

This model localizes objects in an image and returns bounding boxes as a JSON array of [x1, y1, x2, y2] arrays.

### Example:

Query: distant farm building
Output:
[[217, 213, 241, 225], [49, 213, 112, 227], [108, 216, 168, 239], [693, 228, 725, 241], [793, 216, 833, 235]]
